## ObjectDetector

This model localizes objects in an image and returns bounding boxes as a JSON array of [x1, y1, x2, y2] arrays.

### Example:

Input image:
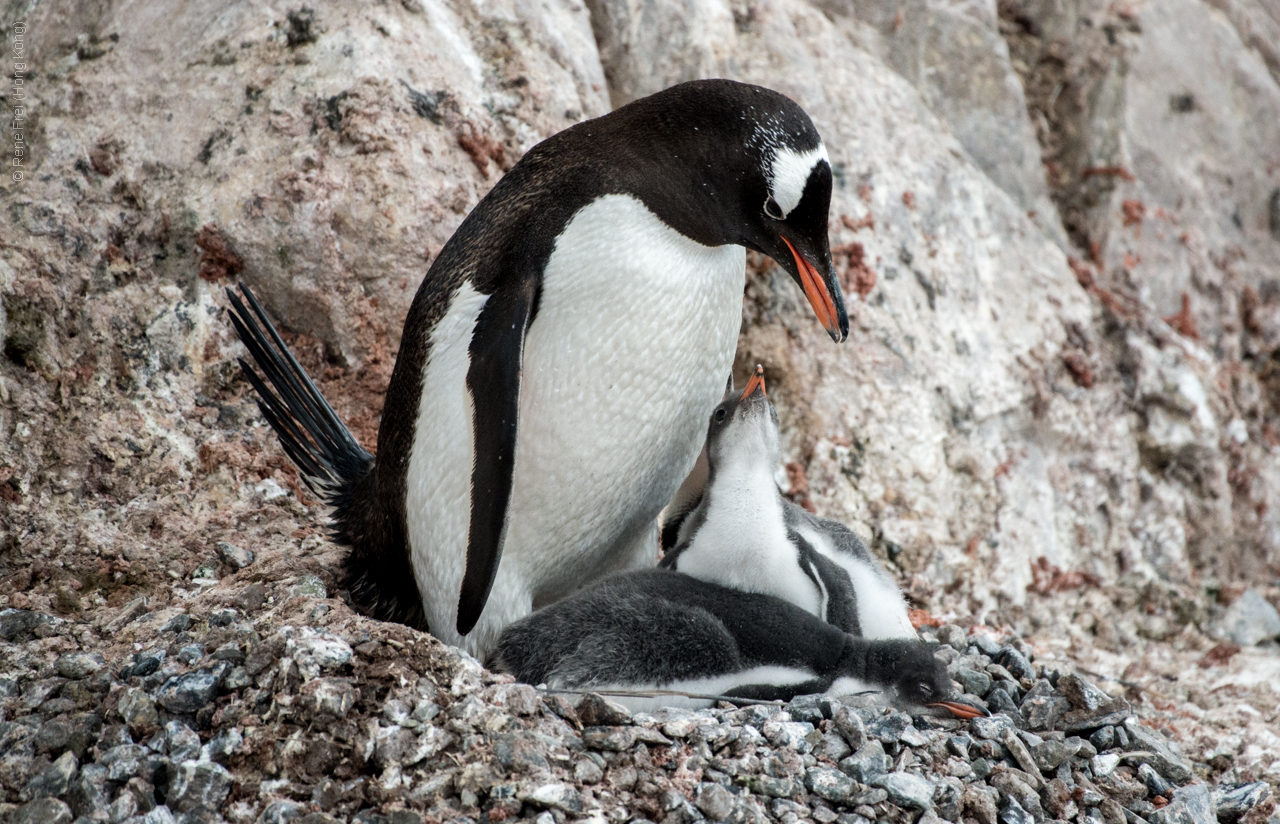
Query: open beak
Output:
[[741, 365, 766, 400], [780, 236, 846, 343], [928, 700, 991, 720]]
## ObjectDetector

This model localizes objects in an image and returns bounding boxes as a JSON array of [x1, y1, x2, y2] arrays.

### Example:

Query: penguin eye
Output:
[[714, 408, 728, 423], [764, 197, 784, 220]]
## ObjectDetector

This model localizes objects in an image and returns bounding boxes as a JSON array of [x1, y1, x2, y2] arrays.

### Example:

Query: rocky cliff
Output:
[[1, 0, 1279, 822]]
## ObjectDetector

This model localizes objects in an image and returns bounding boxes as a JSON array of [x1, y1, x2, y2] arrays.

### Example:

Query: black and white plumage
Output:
[[489, 569, 950, 712], [662, 367, 917, 640], [230, 80, 848, 657]]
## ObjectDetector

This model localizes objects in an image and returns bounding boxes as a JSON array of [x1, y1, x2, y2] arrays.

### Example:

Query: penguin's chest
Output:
[[508, 194, 746, 590], [677, 476, 824, 617]]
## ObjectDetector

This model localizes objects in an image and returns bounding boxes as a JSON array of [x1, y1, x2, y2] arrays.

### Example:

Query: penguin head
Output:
[[884, 642, 991, 719], [704, 365, 780, 474], [599, 80, 849, 343], [740, 134, 848, 345]]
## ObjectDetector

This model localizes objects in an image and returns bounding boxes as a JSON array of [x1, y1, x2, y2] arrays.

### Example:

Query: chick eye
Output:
[[714, 408, 728, 423], [764, 197, 784, 220], [918, 682, 934, 698]]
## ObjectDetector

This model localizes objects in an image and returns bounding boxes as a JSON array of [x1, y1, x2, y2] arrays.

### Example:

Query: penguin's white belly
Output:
[[407, 194, 745, 656]]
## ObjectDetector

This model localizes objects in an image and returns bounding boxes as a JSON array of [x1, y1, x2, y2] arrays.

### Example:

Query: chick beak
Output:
[[780, 236, 844, 343], [741, 365, 766, 400], [928, 700, 991, 720]]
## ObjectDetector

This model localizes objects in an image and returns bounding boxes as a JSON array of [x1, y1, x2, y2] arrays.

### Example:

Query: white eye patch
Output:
[[769, 144, 829, 217]]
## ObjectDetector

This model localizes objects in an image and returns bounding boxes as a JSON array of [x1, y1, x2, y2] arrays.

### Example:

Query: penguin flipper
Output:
[[793, 532, 862, 635], [457, 279, 540, 636]]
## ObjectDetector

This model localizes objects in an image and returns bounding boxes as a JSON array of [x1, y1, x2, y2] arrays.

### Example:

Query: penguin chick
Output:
[[662, 367, 916, 639], [489, 569, 969, 713]]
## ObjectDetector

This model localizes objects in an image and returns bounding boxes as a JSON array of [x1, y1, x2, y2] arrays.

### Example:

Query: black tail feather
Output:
[[226, 284, 374, 499]]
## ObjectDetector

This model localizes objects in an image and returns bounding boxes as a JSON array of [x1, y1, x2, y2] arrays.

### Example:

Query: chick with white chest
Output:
[[663, 367, 916, 640]]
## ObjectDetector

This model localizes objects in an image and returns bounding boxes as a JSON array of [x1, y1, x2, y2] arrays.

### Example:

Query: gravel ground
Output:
[[1, 558, 1276, 824]]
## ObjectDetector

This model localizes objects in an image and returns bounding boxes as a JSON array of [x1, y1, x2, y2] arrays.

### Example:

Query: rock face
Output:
[[3, 0, 1280, 820]]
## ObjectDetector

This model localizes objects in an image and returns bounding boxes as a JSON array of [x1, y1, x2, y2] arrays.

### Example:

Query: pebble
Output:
[[748, 774, 797, 797], [577, 693, 632, 727], [160, 614, 193, 633], [840, 740, 891, 783], [1121, 718, 1194, 783], [814, 729, 853, 761], [573, 758, 603, 784], [582, 726, 637, 751], [1149, 783, 1215, 824], [996, 648, 1035, 681], [521, 782, 584, 813], [695, 782, 737, 820], [999, 796, 1036, 824], [1032, 736, 1082, 771], [167, 759, 234, 813], [1092, 753, 1121, 777], [864, 711, 910, 743], [832, 705, 866, 750], [971, 634, 1002, 656], [290, 574, 328, 599], [762, 719, 815, 751], [805, 768, 856, 803], [1210, 782, 1271, 823], [156, 669, 220, 713], [280, 627, 353, 679], [954, 668, 993, 697], [874, 771, 935, 811], [1214, 589, 1280, 646], [27, 751, 78, 799], [119, 686, 160, 734], [142, 805, 178, 824], [1139, 763, 1175, 798], [970, 714, 1014, 740], [123, 649, 167, 679], [56, 652, 107, 680], [13, 797, 73, 824], [215, 541, 256, 570], [259, 799, 308, 823], [1057, 674, 1111, 710]]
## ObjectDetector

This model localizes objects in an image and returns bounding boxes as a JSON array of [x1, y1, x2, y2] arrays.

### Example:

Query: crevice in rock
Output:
[[994, 0, 1137, 259]]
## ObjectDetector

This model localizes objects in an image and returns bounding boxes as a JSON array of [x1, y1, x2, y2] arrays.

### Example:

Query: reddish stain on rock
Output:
[[1028, 556, 1102, 596], [1122, 199, 1146, 227], [1197, 642, 1241, 668], [457, 125, 506, 179], [841, 213, 874, 233], [1067, 256, 1096, 290], [1063, 351, 1094, 388], [833, 241, 877, 300], [1082, 165, 1136, 182], [196, 224, 244, 282], [1164, 292, 1200, 340], [902, 190, 916, 210]]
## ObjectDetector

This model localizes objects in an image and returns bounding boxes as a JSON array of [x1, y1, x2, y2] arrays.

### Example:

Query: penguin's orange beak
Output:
[[928, 700, 991, 720], [781, 235, 843, 343], [741, 365, 766, 400]]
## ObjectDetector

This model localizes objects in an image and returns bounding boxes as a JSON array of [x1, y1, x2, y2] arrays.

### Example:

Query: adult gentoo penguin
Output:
[[229, 80, 847, 657], [662, 367, 918, 640]]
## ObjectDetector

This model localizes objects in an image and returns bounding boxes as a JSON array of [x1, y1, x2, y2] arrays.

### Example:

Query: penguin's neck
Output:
[[678, 454, 821, 616]]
